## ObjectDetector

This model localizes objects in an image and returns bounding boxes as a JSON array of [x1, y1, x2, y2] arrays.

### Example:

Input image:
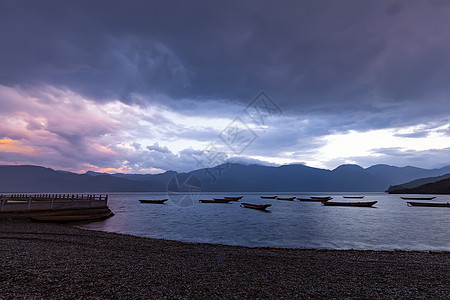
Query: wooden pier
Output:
[[0, 194, 112, 221]]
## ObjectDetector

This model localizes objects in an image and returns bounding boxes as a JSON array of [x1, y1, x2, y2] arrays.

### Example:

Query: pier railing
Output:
[[0, 194, 109, 212]]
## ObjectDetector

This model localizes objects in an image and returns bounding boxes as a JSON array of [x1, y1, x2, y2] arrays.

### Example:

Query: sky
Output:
[[1, 0, 450, 174]]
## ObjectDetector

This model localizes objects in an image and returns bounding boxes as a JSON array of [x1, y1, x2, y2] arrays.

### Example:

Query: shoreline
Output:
[[1, 220, 449, 299]]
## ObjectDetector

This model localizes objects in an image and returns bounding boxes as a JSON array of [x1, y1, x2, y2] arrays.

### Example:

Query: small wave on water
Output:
[[79, 192, 450, 251]]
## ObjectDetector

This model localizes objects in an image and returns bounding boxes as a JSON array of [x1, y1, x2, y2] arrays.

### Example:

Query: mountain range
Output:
[[1, 163, 450, 193]]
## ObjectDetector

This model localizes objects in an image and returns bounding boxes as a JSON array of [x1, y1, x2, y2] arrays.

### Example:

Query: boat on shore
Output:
[[224, 196, 243, 201], [29, 212, 113, 223], [407, 201, 450, 207], [276, 197, 296, 201], [241, 203, 271, 210], [310, 196, 333, 200], [322, 201, 377, 207], [400, 197, 436, 200], [199, 199, 232, 203], [343, 196, 364, 199], [297, 198, 330, 202], [260, 196, 277, 199], [139, 199, 168, 204]]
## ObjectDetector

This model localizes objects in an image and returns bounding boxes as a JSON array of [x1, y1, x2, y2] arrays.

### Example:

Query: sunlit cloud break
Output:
[[1, 0, 450, 173]]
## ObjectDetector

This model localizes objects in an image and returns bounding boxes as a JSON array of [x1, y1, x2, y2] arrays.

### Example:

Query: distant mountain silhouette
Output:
[[1, 163, 450, 192], [388, 177, 450, 194], [0, 165, 166, 192], [387, 173, 450, 193]]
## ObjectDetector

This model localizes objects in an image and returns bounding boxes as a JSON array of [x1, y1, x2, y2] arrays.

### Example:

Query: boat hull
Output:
[[407, 201, 450, 207], [30, 212, 113, 222], [322, 201, 377, 207], [224, 196, 243, 200], [297, 198, 330, 202], [276, 197, 296, 201], [400, 197, 436, 200], [199, 199, 232, 203], [310, 196, 332, 200], [260, 196, 277, 199], [139, 199, 168, 204], [241, 203, 271, 210]]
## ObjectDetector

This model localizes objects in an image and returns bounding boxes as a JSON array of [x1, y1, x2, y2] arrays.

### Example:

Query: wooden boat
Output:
[[276, 197, 296, 201], [400, 197, 436, 200], [260, 196, 277, 199], [343, 196, 364, 199], [139, 199, 168, 204], [310, 196, 332, 200], [29, 212, 113, 223], [241, 202, 271, 210], [224, 196, 243, 200], [297, 198, 330, 202], [199, 199, 232, 203], [322, 201, 377, 207], [407, 201, 450, 207]]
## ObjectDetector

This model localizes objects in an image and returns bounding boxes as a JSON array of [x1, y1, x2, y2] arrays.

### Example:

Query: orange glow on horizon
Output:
[[0, 138, 36, 155]]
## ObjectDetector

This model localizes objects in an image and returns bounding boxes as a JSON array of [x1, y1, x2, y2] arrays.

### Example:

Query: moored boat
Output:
[[343, 196, 364, 199], [260, 196, 277, 199], [407, 201, 450, 207], [400, 197, 436, 200], [199, 199, 232, 203], [224, 196, 243, 200], [241, 202, 271, 210], [310, 196, 333, 200], [276, 197, 296, 201], [139, 199, 168, 204], [297, 198, 330, 202], [322, 201, 377, 207], [29, 212, 113, 223]]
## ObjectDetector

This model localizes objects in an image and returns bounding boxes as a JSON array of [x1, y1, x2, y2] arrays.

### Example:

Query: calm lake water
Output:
[[79, 192, 450, 251]]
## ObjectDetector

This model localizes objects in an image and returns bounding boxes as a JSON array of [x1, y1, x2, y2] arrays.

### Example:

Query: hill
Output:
[[1, 163, 450, 192], [387, 173, 450, 193], [388, 177, 450, 194]]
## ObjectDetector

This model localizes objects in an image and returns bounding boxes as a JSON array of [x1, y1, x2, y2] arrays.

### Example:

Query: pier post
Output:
[[1, 196, 5, 211], [27, 196, 32, 209]]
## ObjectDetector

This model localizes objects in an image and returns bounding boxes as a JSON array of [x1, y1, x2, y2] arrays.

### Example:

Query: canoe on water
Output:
[[407, 202, 450, 207], [260, 196, 277, 199], [224, 196, 243, 200], [343, 196, 365, 199], [276, 197, 296, 201], [297, 198, 330, 202], [310, 196, 333, 200], [139, 199, 168, 204], [322, 201, 377, 207], [241, 203, 271, 210], [199, 199, 232, 203], [400, 197, 436, 200]]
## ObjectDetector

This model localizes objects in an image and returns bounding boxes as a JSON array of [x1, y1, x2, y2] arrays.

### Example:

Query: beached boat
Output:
[[343, 196, 364, 199], [241, 203, 271, 210], [297, 198, 330, 202], [400, 197, 436, 200], [322, 201, 377, 207], [276, 197, 296, 201], [199, 199, 232, 203], [29, 212, 113, 223], [407, 201, 450, 207], [139, 199, 168, 204], [224, 196, 243, 200], [310, 196, 333, 200], [260, 196, 277, 199]]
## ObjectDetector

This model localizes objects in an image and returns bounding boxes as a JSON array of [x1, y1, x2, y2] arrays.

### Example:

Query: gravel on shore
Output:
[[0, 220, 448, 299]]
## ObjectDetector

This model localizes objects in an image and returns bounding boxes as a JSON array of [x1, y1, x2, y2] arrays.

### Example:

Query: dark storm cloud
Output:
[[2, 0, 450, 122]]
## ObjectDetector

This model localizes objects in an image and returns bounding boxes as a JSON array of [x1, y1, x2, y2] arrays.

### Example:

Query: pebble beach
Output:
[[0, 220, 449, 299]]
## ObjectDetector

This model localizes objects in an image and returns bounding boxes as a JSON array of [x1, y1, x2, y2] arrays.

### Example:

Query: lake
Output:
[[79, 192, 450, 251]]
